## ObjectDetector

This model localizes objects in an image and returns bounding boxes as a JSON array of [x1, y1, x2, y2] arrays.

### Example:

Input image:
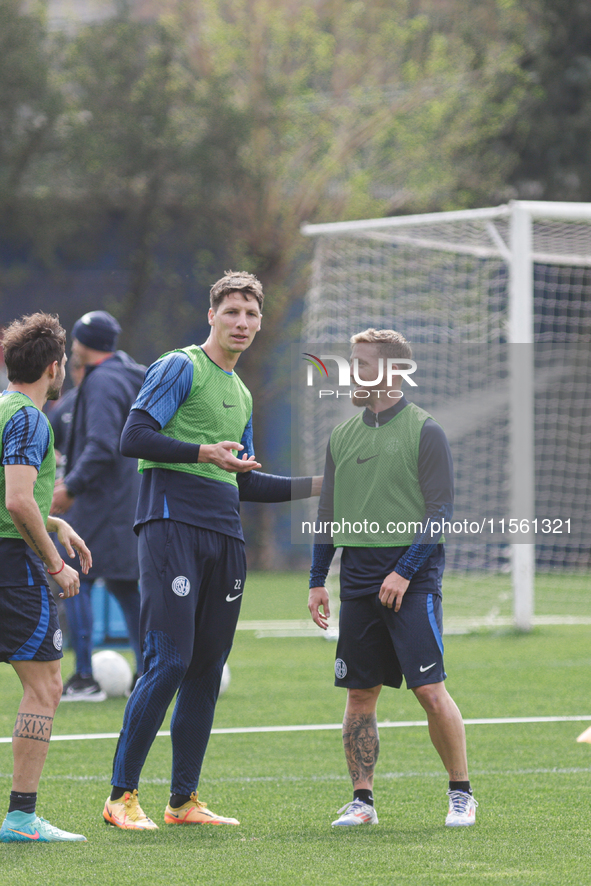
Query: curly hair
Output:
[[1, 313, 66, 383]]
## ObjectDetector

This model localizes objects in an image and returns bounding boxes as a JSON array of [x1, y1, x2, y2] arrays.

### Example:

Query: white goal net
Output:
[[299, 202, 591, 629]]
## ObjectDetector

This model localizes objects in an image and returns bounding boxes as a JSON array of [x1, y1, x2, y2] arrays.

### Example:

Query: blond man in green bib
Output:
[[308, 329, 476, 829]]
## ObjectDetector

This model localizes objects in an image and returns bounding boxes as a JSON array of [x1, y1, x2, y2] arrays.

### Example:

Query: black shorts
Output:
[[0, 585, 63, 663], [138, 520, 247, 670], [335, 592, 446, 690]]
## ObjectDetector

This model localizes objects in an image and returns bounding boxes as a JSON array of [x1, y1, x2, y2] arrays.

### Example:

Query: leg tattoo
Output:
[[13, 713, 53, 743], [343, 713, 379, 787]]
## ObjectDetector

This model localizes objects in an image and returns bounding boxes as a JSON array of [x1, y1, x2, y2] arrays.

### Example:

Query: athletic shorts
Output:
[[138, 520, 247, 670], [334, 592, 446, 690], [0, 585, 63, 663]]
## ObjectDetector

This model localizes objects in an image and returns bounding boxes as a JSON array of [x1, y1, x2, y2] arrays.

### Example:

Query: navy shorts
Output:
[[0, 585, 63, 663], [335, 592, 446, 690], [138, 520, 247, 670]]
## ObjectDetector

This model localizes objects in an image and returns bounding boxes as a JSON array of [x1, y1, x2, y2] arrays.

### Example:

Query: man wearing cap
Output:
[[51, 312, 146, 701]]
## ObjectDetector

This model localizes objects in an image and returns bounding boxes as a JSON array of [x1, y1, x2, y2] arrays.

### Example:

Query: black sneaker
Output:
[[61, 672, 80, 694], [61, 673, 107, 702]]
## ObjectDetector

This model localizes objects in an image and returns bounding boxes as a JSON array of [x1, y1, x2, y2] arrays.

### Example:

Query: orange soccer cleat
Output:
[[103, 789, 158, 830], [164, 792, 239, 825]]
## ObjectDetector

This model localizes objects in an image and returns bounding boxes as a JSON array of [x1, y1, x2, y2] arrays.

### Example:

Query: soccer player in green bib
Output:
[[104, 271, 320, 830], [308, 329, 477, 828], [0, 313, 91, 843]]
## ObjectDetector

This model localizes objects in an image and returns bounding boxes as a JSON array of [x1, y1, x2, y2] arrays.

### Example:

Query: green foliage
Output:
[[0, 0, 533, 280], [53, 13, 253, 348], [0, 0, 57, 195], [0, 0, 67, 274], [181, 0, 529, 248], [509, 0, 591, 201]]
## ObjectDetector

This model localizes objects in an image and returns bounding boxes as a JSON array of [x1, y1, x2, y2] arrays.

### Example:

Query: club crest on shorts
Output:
[[335, 658, 347, 679], [172, 576, 191, 597], [53, 629, 63, 651]]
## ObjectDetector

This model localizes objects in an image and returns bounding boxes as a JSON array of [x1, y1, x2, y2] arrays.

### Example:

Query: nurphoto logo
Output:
[[302, 353, 418, 399]]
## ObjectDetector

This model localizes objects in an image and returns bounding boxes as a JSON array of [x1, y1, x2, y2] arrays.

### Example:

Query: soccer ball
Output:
[[219, 662, 231, 696], [92, 650, 133, 698]]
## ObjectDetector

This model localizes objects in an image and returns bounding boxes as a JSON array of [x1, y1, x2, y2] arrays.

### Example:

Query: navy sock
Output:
[[8, 791, 36, 815], [169, 793, 191, 809], [110, 786, 130, 802], [354, 789, 374, 807], [449, 780, 472, 794]]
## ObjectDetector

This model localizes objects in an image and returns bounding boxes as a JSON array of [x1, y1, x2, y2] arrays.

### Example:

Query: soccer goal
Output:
[[300, 201, 591, 631]]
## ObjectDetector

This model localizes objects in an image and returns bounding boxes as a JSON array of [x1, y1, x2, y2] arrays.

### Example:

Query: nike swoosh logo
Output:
[[356, 455, 378, 464], [8, 828, 40, 840], [223, 401, 237, 408], [226, 592, 243, 602], [419, 662, 437, 673]]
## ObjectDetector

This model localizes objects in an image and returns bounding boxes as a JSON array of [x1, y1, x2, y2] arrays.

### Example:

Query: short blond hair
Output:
[[350, 328, 412, 359], [210, 270, 264, 312]]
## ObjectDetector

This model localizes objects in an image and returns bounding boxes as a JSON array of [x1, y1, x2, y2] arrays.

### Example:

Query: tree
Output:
[[508, 0, 591, 201], [58, 13, 251, 353], [0, 0, 66, 284]]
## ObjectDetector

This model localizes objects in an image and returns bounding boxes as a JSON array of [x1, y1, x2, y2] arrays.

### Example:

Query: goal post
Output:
[[508, 202, 534, 630], [300, 200, 591, 631]]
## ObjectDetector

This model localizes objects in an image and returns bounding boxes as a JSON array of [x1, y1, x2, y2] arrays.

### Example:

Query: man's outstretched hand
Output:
[[199, 441, 262, 473]]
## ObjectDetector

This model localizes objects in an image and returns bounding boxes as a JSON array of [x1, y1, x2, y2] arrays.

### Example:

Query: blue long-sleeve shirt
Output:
[[120, 349, 312, 538]]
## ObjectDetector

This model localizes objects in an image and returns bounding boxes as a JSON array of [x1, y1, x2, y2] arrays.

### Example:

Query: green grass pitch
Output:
[[1, 571, 591, 885]]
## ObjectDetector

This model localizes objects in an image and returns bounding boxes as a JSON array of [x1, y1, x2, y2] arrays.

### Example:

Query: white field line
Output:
[[1, 714, 590, 745], [237, 617, 591, 638], [2, 767, 591, 785]]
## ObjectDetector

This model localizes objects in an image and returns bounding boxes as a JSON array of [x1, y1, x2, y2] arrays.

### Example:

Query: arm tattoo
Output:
[[20, 518, 48, 562], [342, 712, 379, 787], [13, 713, 53, 743]]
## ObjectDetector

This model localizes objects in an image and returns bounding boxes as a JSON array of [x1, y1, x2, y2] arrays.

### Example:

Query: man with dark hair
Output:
[[209, 270, 264, 313], [0, 313, 91, 843], [308, 328, 477, 828], [103, 271, 321, 830], [50, 311, 145, 700]]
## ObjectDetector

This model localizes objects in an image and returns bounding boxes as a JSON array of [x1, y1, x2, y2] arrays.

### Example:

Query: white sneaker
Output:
[[445, 790, 478, 826], [331, 798, 378, 827]]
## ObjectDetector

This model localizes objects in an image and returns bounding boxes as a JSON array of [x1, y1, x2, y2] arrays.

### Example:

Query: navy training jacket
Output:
[[59, 351, 145, 580]]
